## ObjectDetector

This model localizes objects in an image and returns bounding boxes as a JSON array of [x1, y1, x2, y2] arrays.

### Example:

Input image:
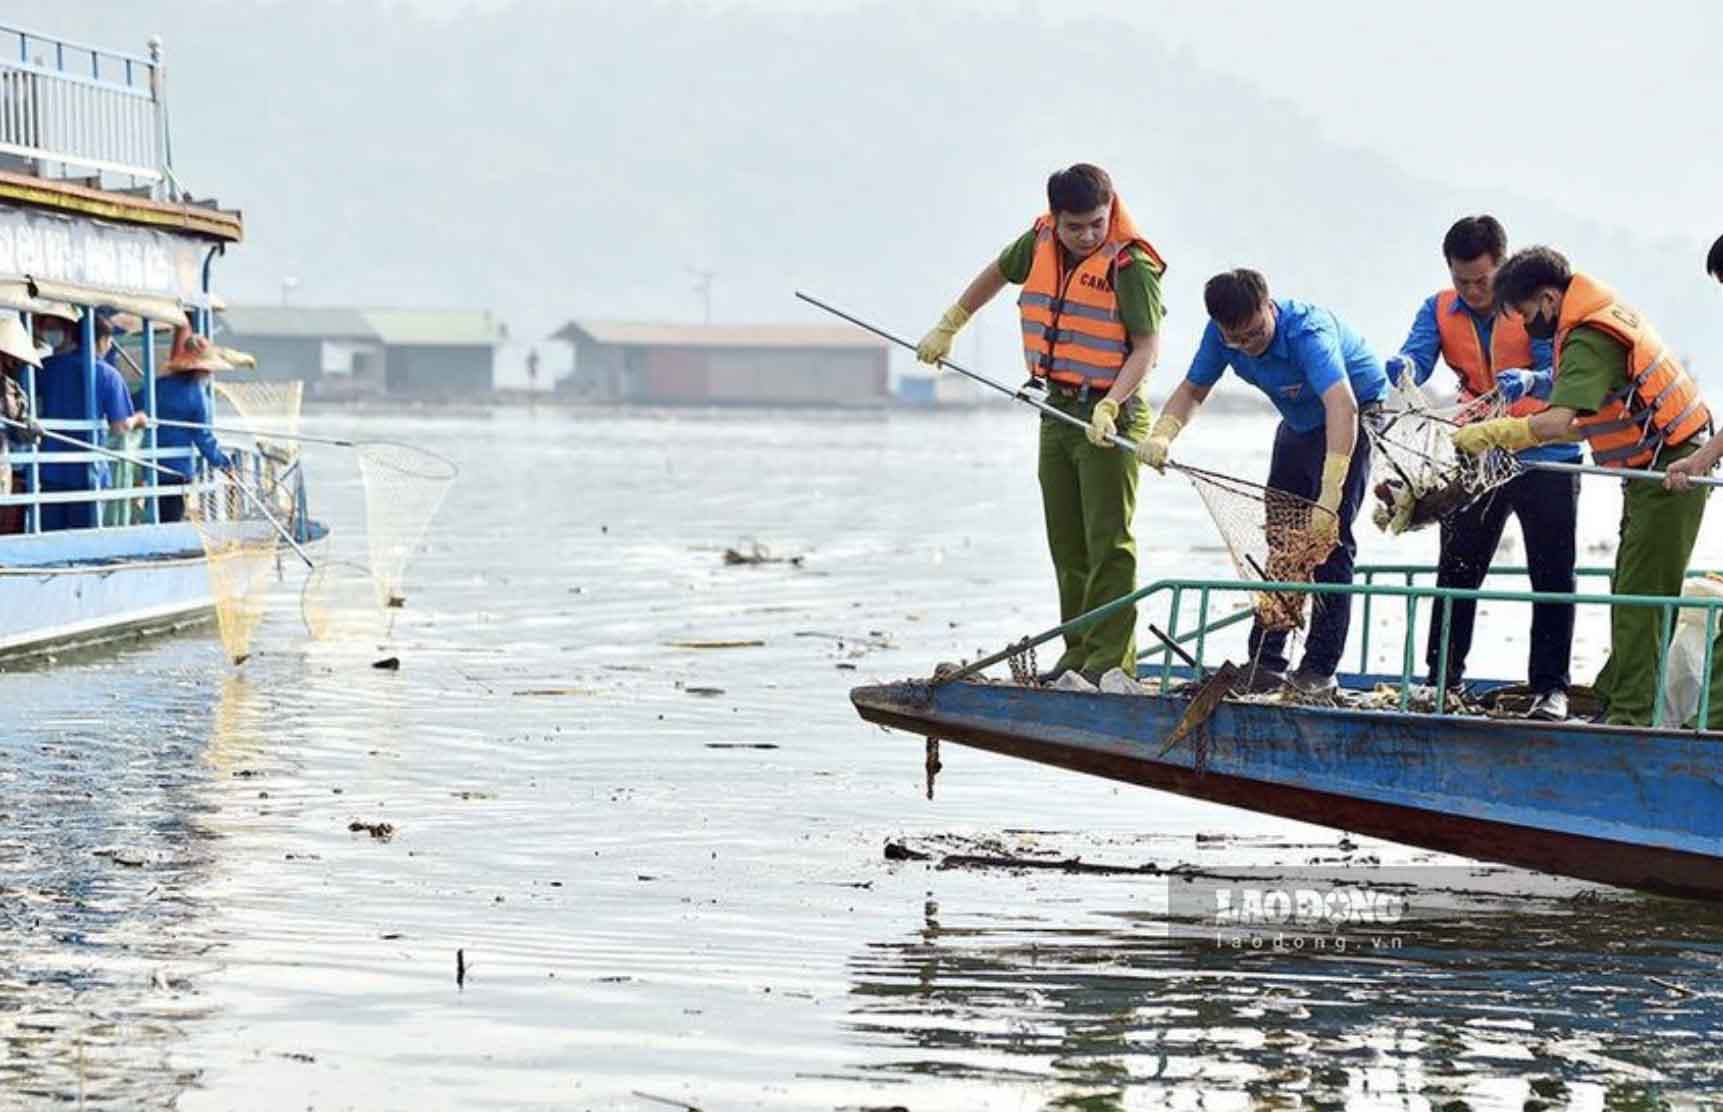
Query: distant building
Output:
[[217, 306, 503, 399], [551, 321, 888, 405]]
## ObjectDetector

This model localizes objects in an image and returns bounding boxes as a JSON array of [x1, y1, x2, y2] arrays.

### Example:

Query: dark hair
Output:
[[1708, 234, 1723, 281], [93, 315, 114, 340], [1203, 269, 1270, 328], [1491, 246, 1572, 310], [1046, 163, 1113, 215], [1442, 215, 1508, 264]]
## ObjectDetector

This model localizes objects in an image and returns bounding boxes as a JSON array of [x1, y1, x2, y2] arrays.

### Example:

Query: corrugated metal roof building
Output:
[[551, 320, 888, 405], [217, 306, 502, 399]]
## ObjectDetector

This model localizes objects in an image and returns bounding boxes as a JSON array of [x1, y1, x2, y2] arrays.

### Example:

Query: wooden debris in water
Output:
[[665, 639, 764, 649], [722, 542, 804, 568], [631, 1091, 705, 1112], [1156, 661, 1239, 761], [348, 820, 395, 841], [925, 737, 942, 800]]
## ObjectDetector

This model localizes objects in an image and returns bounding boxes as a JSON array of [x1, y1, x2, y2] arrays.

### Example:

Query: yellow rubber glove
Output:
[[1086, 397, 1120, 447], [1452, 416, 1539, 457], [1136, 412, 1183, 472], [916, 303, 970, 365], [1311, 451, 1349, 550]]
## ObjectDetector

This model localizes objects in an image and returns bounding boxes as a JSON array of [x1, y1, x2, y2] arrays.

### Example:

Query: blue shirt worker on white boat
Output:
[[1145, 269, 1387, 696], [150, 326, 233, 524], [1385, 216, 1577, 722], [35, 310, 145, 531]]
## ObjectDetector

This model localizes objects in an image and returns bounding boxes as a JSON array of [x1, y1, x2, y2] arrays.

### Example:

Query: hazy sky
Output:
[[702, 0, 1723, 248]]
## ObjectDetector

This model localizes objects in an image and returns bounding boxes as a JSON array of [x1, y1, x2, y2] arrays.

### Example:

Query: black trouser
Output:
[[158, 474, 189, 523], [1248, 419, 1372, 678], [1425, 467, 1578, 693]]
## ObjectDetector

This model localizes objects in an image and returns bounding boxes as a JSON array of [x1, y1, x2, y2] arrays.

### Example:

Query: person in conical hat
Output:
[[0, 312, 43, 534], [913, 163, 1168, 685], [151, 325, 234, 523]]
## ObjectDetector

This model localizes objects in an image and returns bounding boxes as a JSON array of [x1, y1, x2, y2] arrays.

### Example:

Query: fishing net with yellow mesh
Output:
[[214, 379, 305, 526], [1177, 463, 1338, 633], [187, 491, 282, 666], [1367, 376, 1517, 535], [354, 442, 458, 609], [214, 379, 304, 461]]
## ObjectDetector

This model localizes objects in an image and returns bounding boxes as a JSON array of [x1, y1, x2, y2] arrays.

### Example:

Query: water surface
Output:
[[2, 407, 1718, 1110]]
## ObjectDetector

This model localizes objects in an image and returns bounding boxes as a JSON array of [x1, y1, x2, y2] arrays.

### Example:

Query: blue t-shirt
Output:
[[34, 348, 135, 487], [1186, 298, 1387, 434], [1395, 293, 1580, 463], [152, 374, 230, 479]]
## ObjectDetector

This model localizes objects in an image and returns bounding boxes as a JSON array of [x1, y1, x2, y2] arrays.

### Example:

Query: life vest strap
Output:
[[1021, 322, 1128, 354]]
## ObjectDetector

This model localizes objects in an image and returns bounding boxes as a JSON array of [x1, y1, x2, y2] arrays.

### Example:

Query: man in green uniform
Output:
[[915, 164, 1165, 683], [1455, 247, 1710, 726]]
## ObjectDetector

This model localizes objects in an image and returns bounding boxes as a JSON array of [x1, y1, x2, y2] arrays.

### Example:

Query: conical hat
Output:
[[162, 325, 234, 373], [0, 314, 41, 367]]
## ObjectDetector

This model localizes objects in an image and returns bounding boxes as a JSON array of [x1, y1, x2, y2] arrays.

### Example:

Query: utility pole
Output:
[[689, 268, 715, 324]]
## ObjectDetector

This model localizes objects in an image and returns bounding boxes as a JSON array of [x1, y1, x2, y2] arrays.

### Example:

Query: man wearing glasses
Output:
[[1143, 269, 1387, 695]]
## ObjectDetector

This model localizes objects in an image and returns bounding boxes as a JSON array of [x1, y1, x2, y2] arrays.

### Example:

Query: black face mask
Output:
[[1523, 306, 1558, 340]]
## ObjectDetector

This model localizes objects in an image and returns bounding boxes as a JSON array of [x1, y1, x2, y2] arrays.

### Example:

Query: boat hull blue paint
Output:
[[850, 679, 1723, 901]]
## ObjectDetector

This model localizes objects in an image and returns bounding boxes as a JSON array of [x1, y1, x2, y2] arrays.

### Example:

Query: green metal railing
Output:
[[1133, 569, 1723, 730]]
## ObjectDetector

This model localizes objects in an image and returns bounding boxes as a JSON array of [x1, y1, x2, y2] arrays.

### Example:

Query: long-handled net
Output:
[[302, 557, 391, 642], [187, 494, 282, 666], [355, 442, 458, 609], [214, 380, 304, 462], [1178, 464, 1338, 633], [214, 380, 305, 527], [156, 407, 459, 635], [1366, 376, 1517, 534]]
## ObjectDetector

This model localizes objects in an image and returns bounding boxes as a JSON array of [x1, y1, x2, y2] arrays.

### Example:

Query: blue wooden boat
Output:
[[0, 24, 317, 660], [852, 569, 1723, 902]]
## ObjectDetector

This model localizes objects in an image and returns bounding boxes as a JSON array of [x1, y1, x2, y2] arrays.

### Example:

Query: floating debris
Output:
[[684, 686, 725, 697], [705, 742, 779, 750], [666, 639, 764, 649], [348, 820, 395, 841], [512, 687, 596, 696], [722, 542, 803, 567], [372, 656, 401, 671]]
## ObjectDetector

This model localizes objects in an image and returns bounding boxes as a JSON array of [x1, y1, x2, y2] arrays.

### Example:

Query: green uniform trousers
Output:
[[1594, 475, 1708, 726], [1038, 395, 1149, 678]]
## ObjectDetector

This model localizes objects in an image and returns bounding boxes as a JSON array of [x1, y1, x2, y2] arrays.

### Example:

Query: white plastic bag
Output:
[[1098, 667, 1148, 696], [1659, 576, 1723, 726]]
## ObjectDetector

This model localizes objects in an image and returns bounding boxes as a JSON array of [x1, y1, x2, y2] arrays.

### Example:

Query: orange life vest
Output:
[[1018, 197, 1166, 392], [1553, 272, 1709, 469], [1434, 289, 1545, 419]]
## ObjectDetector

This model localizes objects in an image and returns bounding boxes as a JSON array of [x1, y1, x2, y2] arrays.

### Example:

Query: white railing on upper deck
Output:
[[0, 25, 172, 198]]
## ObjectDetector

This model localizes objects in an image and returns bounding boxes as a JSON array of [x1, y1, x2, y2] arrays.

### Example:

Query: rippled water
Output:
[[2, 407, 1720, 1110]]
